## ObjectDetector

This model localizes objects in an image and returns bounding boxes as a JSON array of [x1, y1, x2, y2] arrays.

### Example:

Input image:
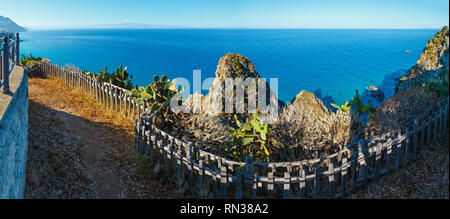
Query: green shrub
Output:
[[422, 68, 449, 99], [92, 65, 133, 90], [125, 74, 181, 115], [20, 53, 42, 66], [227, 113, 282, 162]]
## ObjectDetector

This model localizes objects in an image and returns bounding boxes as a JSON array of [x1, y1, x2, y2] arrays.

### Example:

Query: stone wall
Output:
[[0, 66, 28, 199]]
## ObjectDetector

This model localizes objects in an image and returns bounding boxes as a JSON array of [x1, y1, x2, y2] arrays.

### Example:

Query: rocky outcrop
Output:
[[187, 53, 282, 118], [366, 86, 385, 102], [184, 53, 282, 151], [204, 53, 282, 116], [396, 26, 449, 92], [292, 90, 332, 119], [273, 90, 354, 159]]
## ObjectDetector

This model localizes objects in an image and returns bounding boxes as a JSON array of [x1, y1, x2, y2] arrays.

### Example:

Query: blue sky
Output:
[[1, 0, 448, 28]]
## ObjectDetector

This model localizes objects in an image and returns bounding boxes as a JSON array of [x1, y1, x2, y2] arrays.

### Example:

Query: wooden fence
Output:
[[36, 61, 449, 199], [136, 97, 449, 199], [1, 33, 20, 92], [36, 61, 153, 119]]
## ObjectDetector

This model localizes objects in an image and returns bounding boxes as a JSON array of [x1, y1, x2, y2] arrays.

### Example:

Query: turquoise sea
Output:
[[20, 29, 438, 105]]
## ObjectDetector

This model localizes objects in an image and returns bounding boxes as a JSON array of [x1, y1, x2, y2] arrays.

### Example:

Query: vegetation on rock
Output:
[[421, 67, 449, 99], [375, 87, 437, 133], [397, 26, 449, 92], [273, 90, 356, 160], [227, 113, 282, 162], [20, 53, 42, 66]]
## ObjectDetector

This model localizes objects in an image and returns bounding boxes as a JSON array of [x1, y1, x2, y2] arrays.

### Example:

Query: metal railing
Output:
[[0, 33, 20, 93]]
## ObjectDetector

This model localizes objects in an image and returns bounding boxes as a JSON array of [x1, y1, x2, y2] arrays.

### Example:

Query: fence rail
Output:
[[1, 33, 20, 92], [36, 61, 154, 119], [136, 96, 449, 199], [36, 61, 449, 199]]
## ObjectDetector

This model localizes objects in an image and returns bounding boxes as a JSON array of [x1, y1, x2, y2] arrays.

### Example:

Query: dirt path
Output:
[[25, 75, 180, 199], [63, 112, 124, 199]]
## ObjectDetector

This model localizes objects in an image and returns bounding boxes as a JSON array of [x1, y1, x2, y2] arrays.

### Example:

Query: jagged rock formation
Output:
[[0, 16, 26, 33], [273, 90, 355, 159], [396, 26, 449, 92], [292, 90, 332, 119], [201, 53, 283, 117], [183, 53, 282, 152], [366, 86, 385, 102]]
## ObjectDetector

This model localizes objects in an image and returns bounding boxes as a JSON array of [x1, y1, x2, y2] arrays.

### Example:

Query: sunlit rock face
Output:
[[397, 26, 449, 92], [292, 90, 332, 120]]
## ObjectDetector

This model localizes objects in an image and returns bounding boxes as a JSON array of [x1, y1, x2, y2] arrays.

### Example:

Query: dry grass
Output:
[[26, 75, 181, 199], [273, 102, 356, 160], [51, 76, 133, 131], [30, 75, 135, 156]]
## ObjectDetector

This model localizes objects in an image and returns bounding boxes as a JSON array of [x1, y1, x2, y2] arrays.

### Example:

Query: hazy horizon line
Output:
[[27, 26, 446, 31], [22, 22, 447, 30]]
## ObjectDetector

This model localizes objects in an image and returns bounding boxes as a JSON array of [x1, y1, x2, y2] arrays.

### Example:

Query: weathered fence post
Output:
[[386, 139, 392, 175], [236, 169, 243, 199], [413, 119, 419, 156], [244, 157, 256, 199], [351, 147, 358, 194], [135, 119, 140, 152], [283, 165, 291, 199], [427, 115, 432, 149], [313, 166, 321, 199], [187, 143, 194, 193], [439, 106, 444, 138], [299, 168, 306, 199], [395, 132, 402, 170], [404, 130, 410, 166], [327, 160, 335, 199], [15, 33, 19, 65], [341, 156, 348, 197], [434, 111, 439, 142], [374, 141, 382, 182], [267, 164, 275, 198], [197, 155, 205, 198], [219, 159, 227, 199], [2, 37, 10, 93]]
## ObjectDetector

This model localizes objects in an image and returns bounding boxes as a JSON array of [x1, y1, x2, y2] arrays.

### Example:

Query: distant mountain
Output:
[[88, 23, 188, 29], [32, 23, 189, 29], [0, 16, 26, 33]]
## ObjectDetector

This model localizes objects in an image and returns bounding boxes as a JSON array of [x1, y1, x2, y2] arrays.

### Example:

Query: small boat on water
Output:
[[405, 50, 411, 54]]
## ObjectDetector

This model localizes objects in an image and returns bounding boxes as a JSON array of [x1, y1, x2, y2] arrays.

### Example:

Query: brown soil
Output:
[[25, 75, 180, 199]]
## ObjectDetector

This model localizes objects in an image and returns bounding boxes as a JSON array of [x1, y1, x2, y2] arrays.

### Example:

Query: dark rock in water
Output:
[[321, 95, 336, 112], [313, 89, 322, 99], [366, 86, 385, 102]]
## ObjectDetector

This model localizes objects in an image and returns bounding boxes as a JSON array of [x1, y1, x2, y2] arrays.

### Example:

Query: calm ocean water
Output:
[[20, 29, 438, 104]]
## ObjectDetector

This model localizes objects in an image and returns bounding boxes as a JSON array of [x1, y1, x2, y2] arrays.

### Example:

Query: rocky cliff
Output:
[[396, 26, 449, 92], [184, 53, 282, 152], [0, 16, 26, 33]]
